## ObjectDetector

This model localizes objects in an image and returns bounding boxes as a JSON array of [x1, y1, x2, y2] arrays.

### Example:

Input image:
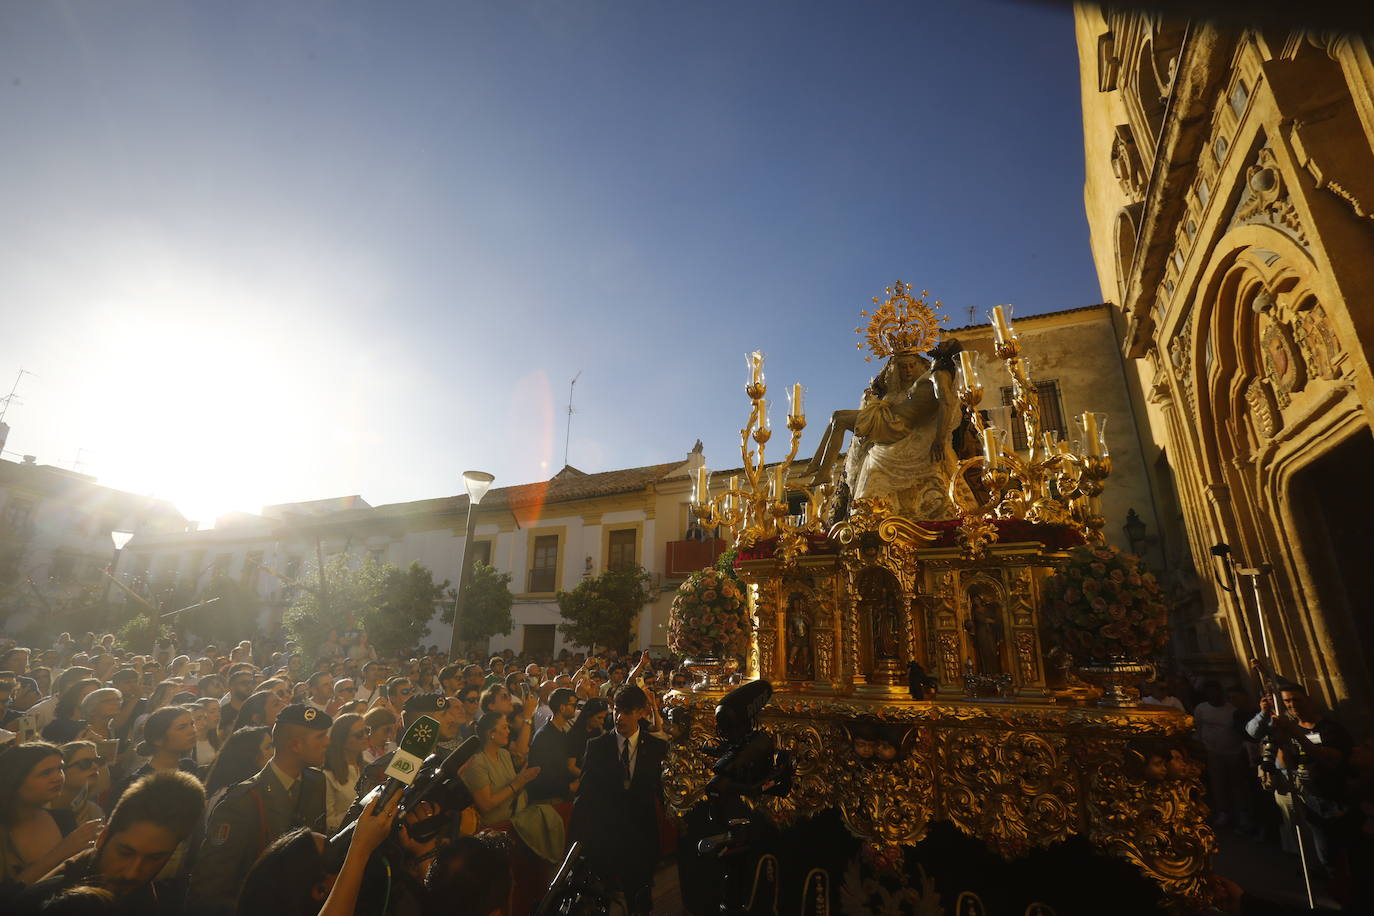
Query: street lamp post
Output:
[[448, 471, 495, 660], [103, 529, 135, 631]]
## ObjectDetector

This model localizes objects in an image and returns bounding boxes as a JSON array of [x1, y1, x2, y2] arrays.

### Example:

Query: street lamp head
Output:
[[463, 471, 496, 505], [110, 530, 135, 551]]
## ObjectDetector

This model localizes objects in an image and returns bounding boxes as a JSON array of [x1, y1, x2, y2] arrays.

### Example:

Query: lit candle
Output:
[[1081, 412, 1100, 456], [747, 351, 764, 386], [791, 383, 803, 417], [982, 427, 1002, 466], [991, 305, 1014, 345]]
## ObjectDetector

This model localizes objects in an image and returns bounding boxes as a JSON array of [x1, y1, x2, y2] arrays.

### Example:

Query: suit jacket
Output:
[[191, 764, 327, 913], [527, 720, 575, 802], [571, 727, 666, 884]]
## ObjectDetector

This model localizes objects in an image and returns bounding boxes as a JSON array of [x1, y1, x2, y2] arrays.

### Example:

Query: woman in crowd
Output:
[[203, 726, 271, 814], [323, 713, 368, 831], [232, 689, 286, 732], [362, 707, 398, 765], [191, 700, 221, 768], [112, 705, 200, 807], [76, 687, 122, 751], [41, 677, 101, 744], [567, 698, 609, 772], [129, 679, 183, 747], [47, 741, 107, 835], [169, 655, 193, 682], [460, 712, 563, 865], [0, 742, 101, 888]]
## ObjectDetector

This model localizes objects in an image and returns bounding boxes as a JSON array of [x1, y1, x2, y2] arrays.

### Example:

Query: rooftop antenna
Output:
[[967, 305, 976, 326], [73, 448, 92, 474], [0, 369, 34, 423], [563, 370, 582, 468]]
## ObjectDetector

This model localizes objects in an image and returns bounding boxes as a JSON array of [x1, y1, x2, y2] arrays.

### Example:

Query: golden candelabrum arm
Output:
[[693, 355, 820, 559]]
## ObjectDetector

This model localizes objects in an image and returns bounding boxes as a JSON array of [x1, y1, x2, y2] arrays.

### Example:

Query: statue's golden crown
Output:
[[855, 281, 947, 361]]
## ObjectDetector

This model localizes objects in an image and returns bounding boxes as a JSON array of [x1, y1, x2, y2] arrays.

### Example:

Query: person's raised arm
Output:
[[318, 791, 399, 916]]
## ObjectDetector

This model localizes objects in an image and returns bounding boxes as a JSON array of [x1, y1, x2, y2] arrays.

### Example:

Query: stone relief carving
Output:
[[1244, 377, 1279, 439], [1111, 124, 1146, 200], [1228, 147, 1309, 247], [1293, 301, 1343, 380]]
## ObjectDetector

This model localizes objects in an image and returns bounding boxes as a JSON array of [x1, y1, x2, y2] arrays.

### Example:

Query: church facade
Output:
[[1075, 6, 1374, 716]]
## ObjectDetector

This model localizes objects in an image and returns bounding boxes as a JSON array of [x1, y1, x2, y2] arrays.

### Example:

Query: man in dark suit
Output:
[[571, 683, 667, 915]]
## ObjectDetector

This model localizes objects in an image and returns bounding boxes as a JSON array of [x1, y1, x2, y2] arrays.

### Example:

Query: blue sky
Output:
[[0, 0, 1099, 525]]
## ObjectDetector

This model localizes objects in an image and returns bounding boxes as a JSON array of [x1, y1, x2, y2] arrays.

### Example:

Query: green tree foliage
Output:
[[441, 562, 514, 645], [117, 613, 173, 653], [192, 575, 261, 647], [363, 562, 449, 658], [555, 565, 654, 654], [284, 556, 447, 662]]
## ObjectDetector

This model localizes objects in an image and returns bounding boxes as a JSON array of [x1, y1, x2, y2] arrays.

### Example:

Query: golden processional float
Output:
[[664, 284, 1215, 912]]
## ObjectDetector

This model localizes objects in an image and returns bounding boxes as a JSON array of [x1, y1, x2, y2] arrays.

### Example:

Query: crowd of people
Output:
[[1138, 670, 1374, 908], [0, 630, 691, 915]]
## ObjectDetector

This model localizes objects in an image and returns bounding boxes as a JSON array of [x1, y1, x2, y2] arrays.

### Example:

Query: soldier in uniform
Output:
[[190, 703, 332, 914]]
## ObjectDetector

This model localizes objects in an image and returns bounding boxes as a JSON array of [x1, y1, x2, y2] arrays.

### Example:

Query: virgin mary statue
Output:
[[844, 343, 962, 520]]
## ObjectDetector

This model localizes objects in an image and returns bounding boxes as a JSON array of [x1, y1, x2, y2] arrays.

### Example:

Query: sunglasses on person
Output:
[[66, 756, 106, 771]]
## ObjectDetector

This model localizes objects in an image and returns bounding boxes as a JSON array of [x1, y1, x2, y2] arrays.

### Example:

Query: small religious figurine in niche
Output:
[[859, 568, 905, 663], [786, 593, 815, 680], [965, 587, 1006, 675]]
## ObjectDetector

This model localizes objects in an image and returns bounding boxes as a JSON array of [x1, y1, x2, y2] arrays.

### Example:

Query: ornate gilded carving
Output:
[[937, 631, 961, 685], [1015, 629, 1038, 684], [940, 729, 1077, 857], [664, 694, 1212, 908]]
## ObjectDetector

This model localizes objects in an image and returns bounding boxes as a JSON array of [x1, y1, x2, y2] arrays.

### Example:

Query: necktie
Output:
[[621, 738, 632, 787]]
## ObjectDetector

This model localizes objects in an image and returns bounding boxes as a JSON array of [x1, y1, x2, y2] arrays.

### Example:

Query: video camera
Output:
[[703, 679, 793, 803], [324, 735, 481, 872]]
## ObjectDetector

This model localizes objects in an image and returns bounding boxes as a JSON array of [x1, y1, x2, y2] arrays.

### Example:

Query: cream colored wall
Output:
[[1075, 2, 1129, 305]]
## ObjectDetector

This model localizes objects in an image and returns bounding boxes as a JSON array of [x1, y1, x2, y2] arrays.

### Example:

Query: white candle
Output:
[[991, 305, 1014, 344], [982, 427, 1002, 466], [758, 397, 768, 427], [773, 466, 786, 502], [791, 382, 803, 417], [958, 350, 980, 390], [696, 466, 709, 503], [748, 351, 764, 386], [1082, 412, 1100, 457]]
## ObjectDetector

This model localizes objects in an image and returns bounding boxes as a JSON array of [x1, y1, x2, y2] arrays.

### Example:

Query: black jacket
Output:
[[570, 726, 666, 890]]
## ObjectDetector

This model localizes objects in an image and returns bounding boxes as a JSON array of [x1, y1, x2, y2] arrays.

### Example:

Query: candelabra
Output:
[[690, 351, 825, 563], [948, 305, 1111, 549]]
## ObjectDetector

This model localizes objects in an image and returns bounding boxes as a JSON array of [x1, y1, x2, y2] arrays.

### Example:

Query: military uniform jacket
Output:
[[191, 764, 327, 913]]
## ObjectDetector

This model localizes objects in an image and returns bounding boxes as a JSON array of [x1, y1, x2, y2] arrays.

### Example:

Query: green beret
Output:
[[278, 703, 332, 730], [403, 692, 449, 714]]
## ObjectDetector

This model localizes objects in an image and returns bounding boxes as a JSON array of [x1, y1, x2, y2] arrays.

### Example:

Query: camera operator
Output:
[[570, 684, 666, 916], [236, 790, 399, 916]]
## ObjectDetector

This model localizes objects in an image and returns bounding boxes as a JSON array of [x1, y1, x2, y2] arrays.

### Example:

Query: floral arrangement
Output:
[[1042, 544, 1170, 661], [668, 557, 749, 660]]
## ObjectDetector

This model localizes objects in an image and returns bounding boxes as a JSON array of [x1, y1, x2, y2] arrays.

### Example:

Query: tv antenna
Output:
[[563, 370, 582, 468], [966, 305, 976, 326], [0, 369, 34, 423]]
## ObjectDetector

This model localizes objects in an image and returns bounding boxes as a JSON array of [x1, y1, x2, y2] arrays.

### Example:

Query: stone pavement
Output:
[[1212, 824, 1343, 912]]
